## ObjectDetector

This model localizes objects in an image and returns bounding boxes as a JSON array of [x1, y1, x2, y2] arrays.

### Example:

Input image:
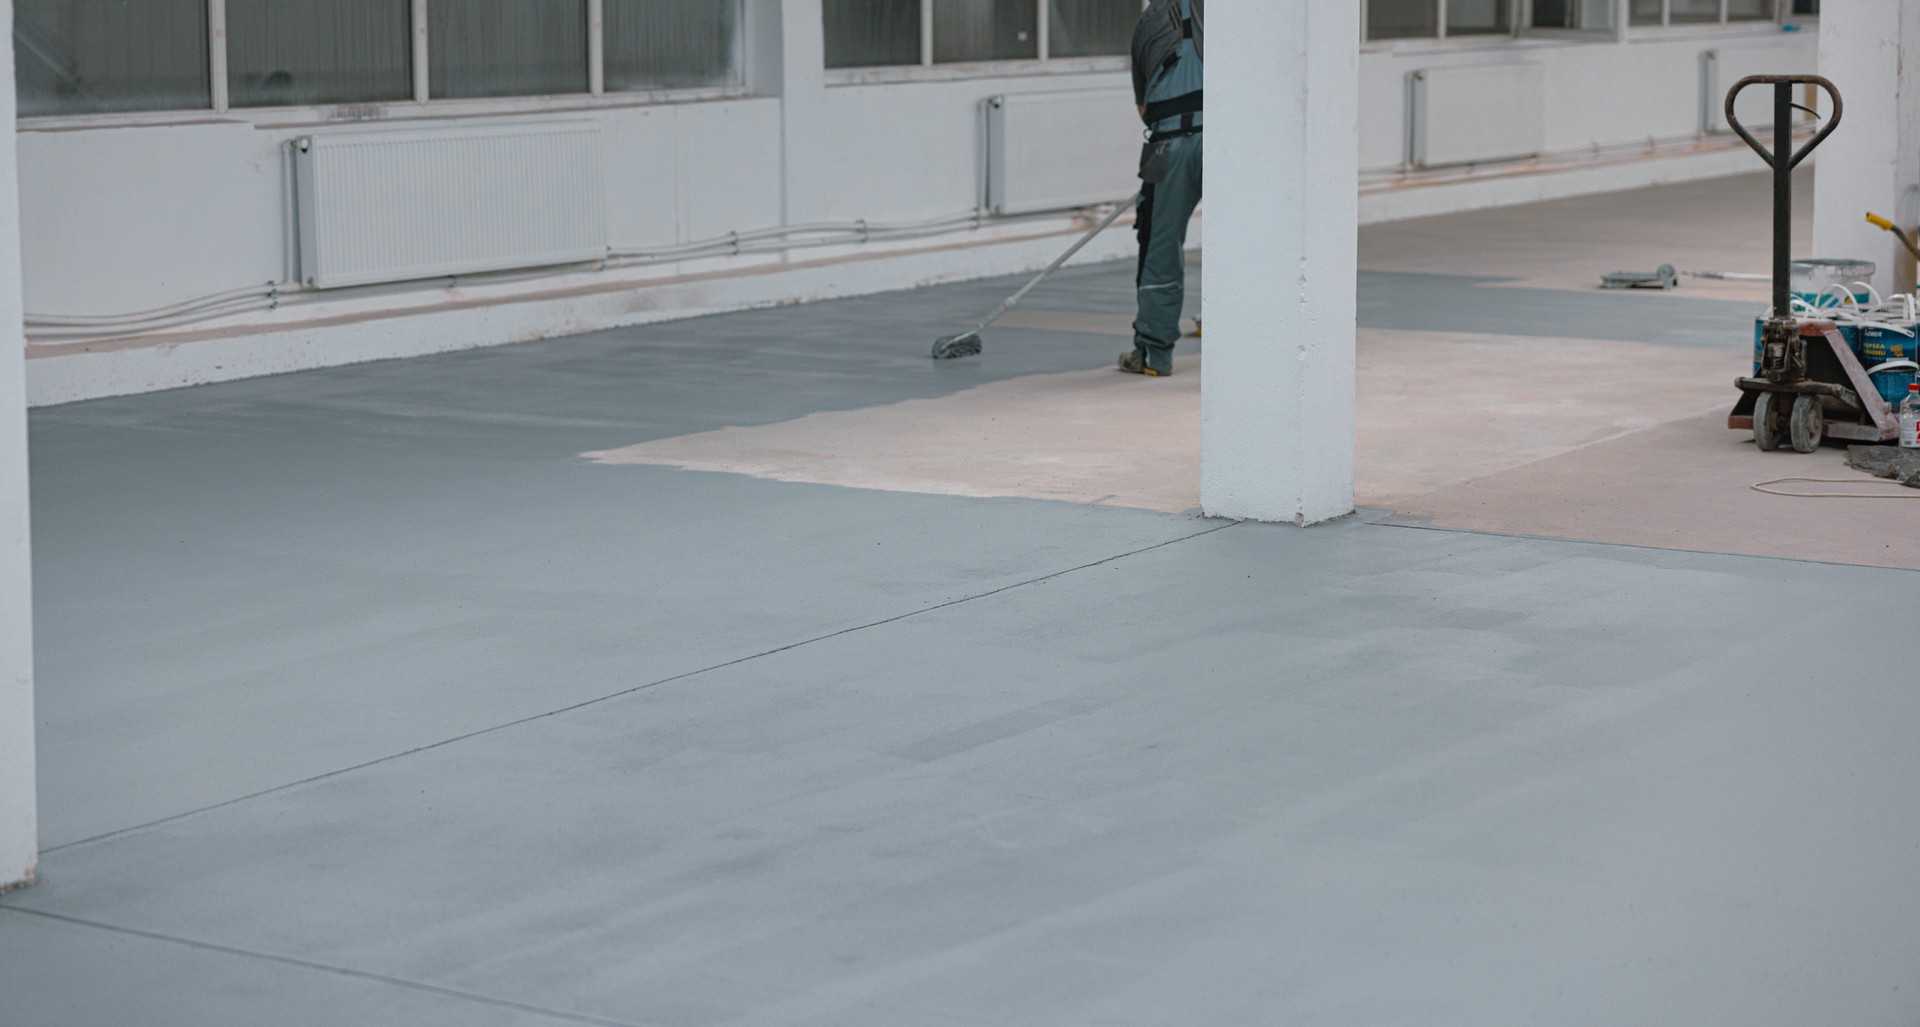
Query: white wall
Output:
[[601, 100, 785, 249], [801, 71, 1129, 224], [20, 122, 284, 314], [18, 99, 786, 317], [0, 0, 39, 892], [1813, 3, 1920, 295], [1358, 28, 1816, 172]]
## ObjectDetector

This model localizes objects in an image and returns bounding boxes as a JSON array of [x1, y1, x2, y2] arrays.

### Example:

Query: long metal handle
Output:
[[1725, 75, 1844, 318], [1724, 74, 1843, 171], [970, 197, 1138, 333]]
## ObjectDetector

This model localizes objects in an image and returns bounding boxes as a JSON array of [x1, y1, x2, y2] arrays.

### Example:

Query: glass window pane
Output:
[[1448, 0, 1511, 34], [1368, 0, 1438, 40], [1534, 0, 1614, 29], [429, 0, 588, 99], [933, 0, 1039, 63], [824, 0, 922, 68], [228, 0, 411, 108], [1629, 0, 1665, 24], [1050, 0, 1138, 58], [1792, 0, 1819, 13], [14, 0, 208, 116], [606, 0, 742, 90], [1727, 0, 1774, 19], [1669, 0, 1721, 23], [1579, 0, 1617, 29]]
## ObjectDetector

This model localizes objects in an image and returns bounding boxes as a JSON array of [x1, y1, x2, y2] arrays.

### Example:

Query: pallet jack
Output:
[[1725, 75, 1901, 452]]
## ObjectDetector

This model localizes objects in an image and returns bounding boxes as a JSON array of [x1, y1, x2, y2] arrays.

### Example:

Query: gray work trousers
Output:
[[1132, 132, 1202, 375]]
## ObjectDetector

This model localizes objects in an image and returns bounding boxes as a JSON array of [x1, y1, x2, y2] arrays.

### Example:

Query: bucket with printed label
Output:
[[1860, 326, 1920, 407]]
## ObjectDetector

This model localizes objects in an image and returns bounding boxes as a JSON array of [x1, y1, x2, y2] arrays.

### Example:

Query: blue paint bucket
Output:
[[1857, 324, 1918, 407], [1870, 363, 1918, 407], [1858, 323, 1917, 362]]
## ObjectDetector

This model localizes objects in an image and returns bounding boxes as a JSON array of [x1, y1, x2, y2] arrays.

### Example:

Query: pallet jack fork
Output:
[[1720, 75, 1894, 451]]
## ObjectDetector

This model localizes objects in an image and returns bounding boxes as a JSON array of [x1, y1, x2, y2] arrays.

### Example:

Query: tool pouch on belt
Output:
[[1139, 140, 1172, 184]]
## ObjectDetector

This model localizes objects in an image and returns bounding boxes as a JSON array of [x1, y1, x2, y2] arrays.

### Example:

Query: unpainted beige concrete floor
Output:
[[1385, 412, 1920, 568], [590, 171, 1920, 571], [588, 331, 1739, 513]]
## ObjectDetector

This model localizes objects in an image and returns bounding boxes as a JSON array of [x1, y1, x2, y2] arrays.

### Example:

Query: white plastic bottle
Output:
[[1901, 383, 1920, 448]]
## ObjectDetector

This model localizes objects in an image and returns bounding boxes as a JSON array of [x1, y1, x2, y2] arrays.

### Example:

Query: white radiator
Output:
[[1410, 64, 1545, 169], [987, 90, 1142, 216], [1702, 47, 1818, 136], [294, 122, 607, 290]]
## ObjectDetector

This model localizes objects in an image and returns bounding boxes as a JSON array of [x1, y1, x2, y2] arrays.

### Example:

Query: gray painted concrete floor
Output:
[[5, 204, 1920, 1024]]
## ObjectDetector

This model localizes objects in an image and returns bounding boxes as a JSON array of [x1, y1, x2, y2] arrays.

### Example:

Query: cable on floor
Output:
[[1750, 476, 1920, 498]]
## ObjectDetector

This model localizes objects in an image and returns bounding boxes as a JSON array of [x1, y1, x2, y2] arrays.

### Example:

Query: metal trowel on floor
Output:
[[1600, 266, 1771, 290], [1600, 264, 1679, 290]]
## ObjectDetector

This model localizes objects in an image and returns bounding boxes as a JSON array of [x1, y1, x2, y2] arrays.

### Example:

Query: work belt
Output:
[[1143, 89, 1203, 135], [1148, 124, 1203, 143]]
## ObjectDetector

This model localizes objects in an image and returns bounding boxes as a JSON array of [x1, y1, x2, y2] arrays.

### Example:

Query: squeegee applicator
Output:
[[932, 196, 1138, 359]]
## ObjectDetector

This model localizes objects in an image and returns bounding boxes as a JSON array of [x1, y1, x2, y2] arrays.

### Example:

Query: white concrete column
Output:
[[1812, 2, 1920, 295], [773, 0, 831, 227], [0, 0, 36, 892], [1200, 1, 1359, 525]]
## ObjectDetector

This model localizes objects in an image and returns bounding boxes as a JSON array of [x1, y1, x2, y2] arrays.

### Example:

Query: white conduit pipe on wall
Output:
[[25, 206, 1101, 344]]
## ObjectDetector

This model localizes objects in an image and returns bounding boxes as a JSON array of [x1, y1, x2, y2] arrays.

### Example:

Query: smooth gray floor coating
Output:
[[1359, 271, 1759, 346], [0, 915, 583, 1026], [5, 256, 1918, 1025]]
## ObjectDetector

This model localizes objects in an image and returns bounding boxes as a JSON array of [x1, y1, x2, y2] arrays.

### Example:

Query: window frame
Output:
[[1782, 0, 1817, 25], [1517, 0, 1625, 39], [1626, 0, 1789, 31], [821, 0, 1141, 83], [1361, 0, 1797, 46], [16, 0, 754, 129], [1360, 0, 1523, 46]]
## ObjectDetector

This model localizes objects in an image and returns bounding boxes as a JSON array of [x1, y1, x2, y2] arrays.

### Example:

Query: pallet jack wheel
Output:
[[1789, 393, 1824, 453], [1752, 391, 1784, 451]]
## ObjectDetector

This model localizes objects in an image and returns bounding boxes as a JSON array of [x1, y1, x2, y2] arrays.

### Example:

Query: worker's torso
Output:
[[1141, 0, 1202, 138]]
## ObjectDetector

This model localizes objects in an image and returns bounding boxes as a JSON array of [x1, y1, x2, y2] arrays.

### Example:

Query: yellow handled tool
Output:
[[1867, 211, 1920, 261]]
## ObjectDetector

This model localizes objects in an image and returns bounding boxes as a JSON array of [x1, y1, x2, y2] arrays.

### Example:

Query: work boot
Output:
[[1117, 350, 1168, 376]]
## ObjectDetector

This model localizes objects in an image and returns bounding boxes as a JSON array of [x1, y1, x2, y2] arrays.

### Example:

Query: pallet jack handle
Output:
[[1724, 75, 1844, 318]]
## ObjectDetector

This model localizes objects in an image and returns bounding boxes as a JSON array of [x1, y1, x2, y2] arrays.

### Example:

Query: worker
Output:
[[1120, 0, 1203, 377]]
